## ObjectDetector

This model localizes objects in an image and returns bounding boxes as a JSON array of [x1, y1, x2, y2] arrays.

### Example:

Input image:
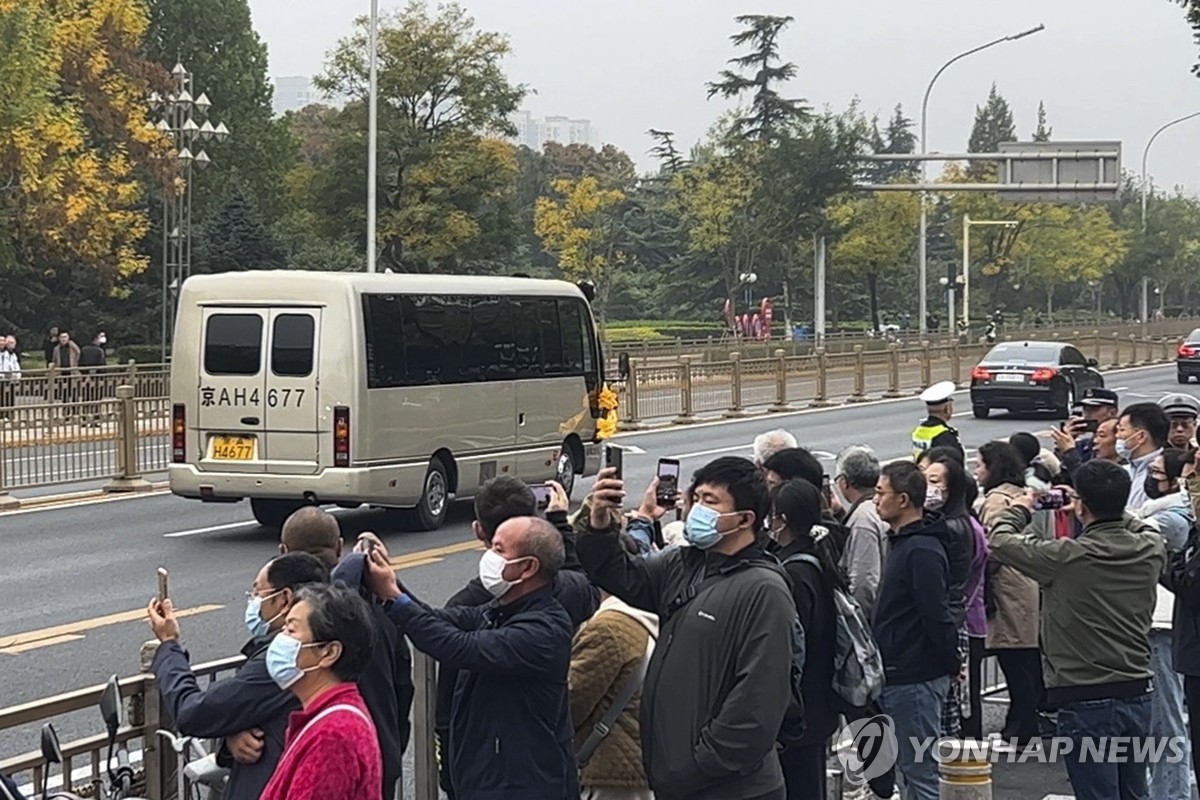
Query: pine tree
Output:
[[706, 15, 809, 142], [967, 84, 1017, 179], [875, 104, 918, 182], [200, 190, 286, 273], [1032, 101, 1052, 142]]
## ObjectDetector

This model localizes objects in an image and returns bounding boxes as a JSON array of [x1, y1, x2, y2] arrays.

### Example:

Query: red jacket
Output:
[[260, 683, 382, 800]]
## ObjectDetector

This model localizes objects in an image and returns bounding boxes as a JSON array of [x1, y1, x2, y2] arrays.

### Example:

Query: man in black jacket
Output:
[[435, 475, 598, 798], [579, 456, 795, 800], [366, 516, 578, 800], [872, 461, 957, 800], [146, 553, 328, 800]]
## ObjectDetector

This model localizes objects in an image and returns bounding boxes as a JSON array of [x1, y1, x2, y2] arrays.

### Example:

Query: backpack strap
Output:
[[576, 634, 656, 767], [782, 552, 822, 572]]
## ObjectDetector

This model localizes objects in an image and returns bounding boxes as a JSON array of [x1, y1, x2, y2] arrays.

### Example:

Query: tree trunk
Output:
[[1046, 284, 1054, 321], [867, 272, 880, 334]]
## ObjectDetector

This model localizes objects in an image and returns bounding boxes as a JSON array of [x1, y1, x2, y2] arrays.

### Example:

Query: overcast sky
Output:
[[248, 0, 1200, 192]]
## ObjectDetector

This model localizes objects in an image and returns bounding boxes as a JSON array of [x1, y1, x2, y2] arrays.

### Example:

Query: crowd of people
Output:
[[5, 384, 1200, 800]]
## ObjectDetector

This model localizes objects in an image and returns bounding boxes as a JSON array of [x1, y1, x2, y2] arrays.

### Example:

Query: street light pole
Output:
[[366, 0, 380, 273], [917, 23, 1044, 336], [1139, 110, 1200, 323], [154, 65, 226, 360]]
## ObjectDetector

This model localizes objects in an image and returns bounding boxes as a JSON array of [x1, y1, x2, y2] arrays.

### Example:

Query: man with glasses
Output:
[[145, 553, 329, 800], [1159, 393, 1200, 451]]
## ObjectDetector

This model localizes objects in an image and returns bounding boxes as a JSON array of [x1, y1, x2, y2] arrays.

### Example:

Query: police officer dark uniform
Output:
[[912, 380, 964, 461]]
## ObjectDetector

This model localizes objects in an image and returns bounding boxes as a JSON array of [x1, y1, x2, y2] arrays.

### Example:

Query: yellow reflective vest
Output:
[[912, 418, 952, 460]]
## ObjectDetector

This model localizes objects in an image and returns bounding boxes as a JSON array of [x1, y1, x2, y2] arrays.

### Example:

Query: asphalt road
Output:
[[0, 362, 1185, 799]]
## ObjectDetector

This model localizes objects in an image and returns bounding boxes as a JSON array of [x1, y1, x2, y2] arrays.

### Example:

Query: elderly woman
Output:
[[260, 584, 382, 800]]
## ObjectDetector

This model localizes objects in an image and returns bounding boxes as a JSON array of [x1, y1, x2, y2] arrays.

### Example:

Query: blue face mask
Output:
[[266, 634, 323, 690], [1115, 436, 1132, 461], [685, 504, 737, 550], [243, 590, 283, 639]]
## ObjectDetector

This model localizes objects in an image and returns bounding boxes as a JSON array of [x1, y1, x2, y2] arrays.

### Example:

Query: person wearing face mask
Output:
[[768, 479, 842, 800], [145, 553, 329, 800], [1117, 402, 1170, 510], [871, 462, 958, 800], [364, 516, 579, 800], [985, 461, 1164, 800], [926, 455, 990, 740], [259, 583, 382, 800], [577, 456, 795, 800], [1131, 448, 1195, 800]]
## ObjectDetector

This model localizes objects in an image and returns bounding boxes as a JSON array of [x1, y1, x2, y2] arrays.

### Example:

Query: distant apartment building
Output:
[[271, 76, 322, 116], [508, 111, 595, 150]]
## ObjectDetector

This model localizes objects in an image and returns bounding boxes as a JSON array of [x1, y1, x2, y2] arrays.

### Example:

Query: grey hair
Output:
[[836, 445, 881, 491], [753, 429, 798, 465], [295, 583, 377, 682], [516, 517, 566, 582]]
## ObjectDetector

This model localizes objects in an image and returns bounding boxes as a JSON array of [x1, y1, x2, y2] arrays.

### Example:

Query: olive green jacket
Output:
[[987, 506, 1164, 690]]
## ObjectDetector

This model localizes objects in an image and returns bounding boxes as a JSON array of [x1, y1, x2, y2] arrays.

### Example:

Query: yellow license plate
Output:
[[212, 435, 256, 460]]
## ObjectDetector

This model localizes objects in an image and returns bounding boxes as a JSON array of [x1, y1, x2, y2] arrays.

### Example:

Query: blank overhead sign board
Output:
[[997, 140, 1121, 203]]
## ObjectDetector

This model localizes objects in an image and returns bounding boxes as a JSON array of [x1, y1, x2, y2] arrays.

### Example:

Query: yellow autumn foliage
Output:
[[0, 0, 169, 280]]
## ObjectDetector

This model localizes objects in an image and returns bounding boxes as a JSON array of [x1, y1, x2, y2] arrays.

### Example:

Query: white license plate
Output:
[[996, 373, 1026, 383]]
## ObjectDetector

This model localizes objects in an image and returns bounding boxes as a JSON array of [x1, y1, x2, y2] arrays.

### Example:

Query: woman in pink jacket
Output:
[[261, 584, 383, 800]]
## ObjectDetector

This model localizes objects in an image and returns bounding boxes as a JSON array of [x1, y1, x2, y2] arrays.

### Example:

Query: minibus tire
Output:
[[251, 498, 305, 529], [402, 458, 450, 531]]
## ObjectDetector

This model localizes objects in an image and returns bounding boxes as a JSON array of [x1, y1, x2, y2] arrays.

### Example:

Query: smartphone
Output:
[[605, 444, 623, 480], [156, 567, 169, 604], [821, 474, 833, 504], [656, 459, 681, 507], [1033, 488, 1065, 511], [531, 483, 551, 511], [1082, 419, 1100, 434]]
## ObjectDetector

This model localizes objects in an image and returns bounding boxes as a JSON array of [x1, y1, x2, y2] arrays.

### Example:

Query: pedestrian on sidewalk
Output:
[[834, 445, 888, 618], [985, 461, 1163, 800], [258, 583, 382, 800], [0, 336, 20, 420], [872, 461, 958, 800]]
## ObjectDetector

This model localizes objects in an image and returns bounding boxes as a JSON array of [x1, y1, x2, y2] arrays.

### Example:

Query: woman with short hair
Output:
[[260, 583, 382, 800]]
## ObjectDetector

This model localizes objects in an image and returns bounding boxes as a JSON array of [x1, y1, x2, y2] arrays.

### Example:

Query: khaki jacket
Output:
[[569, 596, 658, 789], [981, 484, 1040, 649]]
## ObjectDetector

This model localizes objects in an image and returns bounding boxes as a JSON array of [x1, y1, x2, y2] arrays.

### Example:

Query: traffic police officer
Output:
[[1070, 387, 1120, 464], [912, 380, 964, 461], [1159, 393, 1200, 450]]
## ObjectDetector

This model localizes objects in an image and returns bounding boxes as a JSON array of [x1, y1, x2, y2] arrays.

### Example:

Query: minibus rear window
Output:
[[272, 314, 315, 377], [205, 314, 263, 376]]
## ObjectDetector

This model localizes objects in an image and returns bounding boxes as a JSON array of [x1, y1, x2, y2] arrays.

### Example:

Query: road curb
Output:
[[0, 481, 170, 513]]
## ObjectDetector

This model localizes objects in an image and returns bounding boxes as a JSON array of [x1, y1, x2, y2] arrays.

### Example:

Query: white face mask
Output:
[[478, 549, 531, 599], [924, 485, 946, 511]]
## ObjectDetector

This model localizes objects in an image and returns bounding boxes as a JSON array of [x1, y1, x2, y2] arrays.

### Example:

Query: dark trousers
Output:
[[961, 636, 986, 740], [996, 648, 1043, 742], [780, 741, 827, 800], [843, 703, 896, 798], [1185, 675, 1200, 789]]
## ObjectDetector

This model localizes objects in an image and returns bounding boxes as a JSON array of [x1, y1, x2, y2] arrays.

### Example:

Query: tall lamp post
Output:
[[917, 24, 1044, 336], [153, 63, 229, 360], [1139, 111, 1200, 324], [366, 0, 380, 273]]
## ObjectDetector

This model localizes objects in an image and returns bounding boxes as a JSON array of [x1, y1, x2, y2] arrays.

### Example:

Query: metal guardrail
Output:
[[618, 330, 1186, 427], [0, 647, 440, 800]]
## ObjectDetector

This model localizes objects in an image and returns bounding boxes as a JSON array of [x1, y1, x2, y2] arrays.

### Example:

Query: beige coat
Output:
[[981, 484, 1041, 649]]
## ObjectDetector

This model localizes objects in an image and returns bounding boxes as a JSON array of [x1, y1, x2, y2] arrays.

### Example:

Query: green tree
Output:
[[1170, 0, 1200, 76], [144, 0, 295, 223], [533, 176, 627, 327], [828, 190, 920, 332], [540, 142, 637, 190], [967, 84, 1015, 181], [315, 1, 525, 272], [648, 129, 687, 175], [199, 189, 286, 272], [1032, 101, 1052, 142], [706, 15, 808, 142]]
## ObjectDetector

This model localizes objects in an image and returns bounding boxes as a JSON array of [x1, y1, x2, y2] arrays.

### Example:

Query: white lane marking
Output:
[[615, 444, 647, 454], [165, 520, 259, 538], [667, 444, 751, 460]]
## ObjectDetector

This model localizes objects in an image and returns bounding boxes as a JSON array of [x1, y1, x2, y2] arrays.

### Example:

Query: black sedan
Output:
[[970, 341, 1104, 419], [1177, 328, 1200, 384]]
